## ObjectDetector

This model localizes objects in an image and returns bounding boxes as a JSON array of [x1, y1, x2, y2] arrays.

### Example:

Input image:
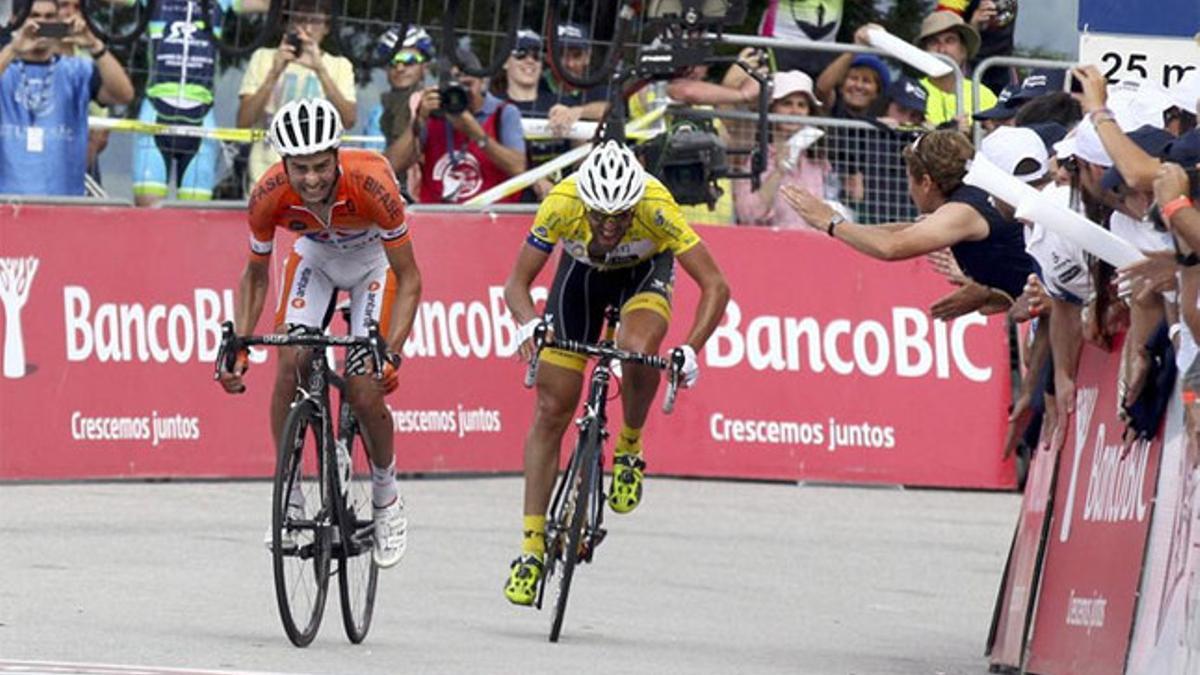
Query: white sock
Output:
[[371, 458, 398, 508]]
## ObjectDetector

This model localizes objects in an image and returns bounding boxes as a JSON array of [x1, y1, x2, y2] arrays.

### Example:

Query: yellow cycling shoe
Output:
[[608, 454, 646, 514], [504, 553, 544, 606]]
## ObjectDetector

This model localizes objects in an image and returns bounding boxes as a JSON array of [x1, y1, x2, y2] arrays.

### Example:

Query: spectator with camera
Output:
[[237, 0, 355, 184], [391, 47, 527, 204], [936, 0, 1019, 95], [0, 0, 134, 196]]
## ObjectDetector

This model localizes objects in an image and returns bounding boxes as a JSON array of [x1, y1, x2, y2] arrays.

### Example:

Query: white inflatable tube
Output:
[[465, 105, 668, 208], [1014, 197, 1145, 268], [865, 27, 953, 78], [964, 155, 1144, 268]]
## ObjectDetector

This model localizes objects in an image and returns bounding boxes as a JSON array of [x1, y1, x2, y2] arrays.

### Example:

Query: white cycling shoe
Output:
[[264, 502, 306, 551], [372, 498, 408, 568]]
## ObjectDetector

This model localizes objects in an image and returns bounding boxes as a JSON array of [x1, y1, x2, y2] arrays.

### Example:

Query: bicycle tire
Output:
[[543, 0, 629, 90], [81, 0, 156, 46], [272, 398, 332, 647], [548, 418, 601, 642], [333, 415, 378, 644], [201, 0, 282, 58], [441, 0, 519, 79]]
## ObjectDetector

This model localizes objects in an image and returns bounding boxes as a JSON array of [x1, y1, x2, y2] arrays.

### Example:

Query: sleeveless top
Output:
[[947, 184, 1034, 299]]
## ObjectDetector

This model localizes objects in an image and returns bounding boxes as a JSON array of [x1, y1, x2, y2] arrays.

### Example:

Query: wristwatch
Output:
[[474, 135, 489, 149], [827, 212, 845, 237]]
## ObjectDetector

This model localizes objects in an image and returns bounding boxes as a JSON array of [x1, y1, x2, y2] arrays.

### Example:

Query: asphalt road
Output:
[[0, 477, 1019, 675]]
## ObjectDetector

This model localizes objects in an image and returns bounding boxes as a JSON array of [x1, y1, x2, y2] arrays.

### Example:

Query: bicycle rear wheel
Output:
[[272, 399, 332, 647], [333, 416, 378, 644], [547, 420, 601, 643]]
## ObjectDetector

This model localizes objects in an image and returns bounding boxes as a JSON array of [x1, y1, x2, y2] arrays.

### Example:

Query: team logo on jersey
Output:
[[368, 281, 382, 292], [291, 298, 306, 309], [432, 152, 484, 202]]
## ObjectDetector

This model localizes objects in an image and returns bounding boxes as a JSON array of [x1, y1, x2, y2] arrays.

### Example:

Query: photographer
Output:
[[236, 0, 355, 183], [391, 48, 527, 204], [0, 0, 134, 195]]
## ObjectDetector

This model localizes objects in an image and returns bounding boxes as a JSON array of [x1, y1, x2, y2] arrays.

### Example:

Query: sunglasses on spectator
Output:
[[393, 51, 427, 67], [511, 48, 542, 62]]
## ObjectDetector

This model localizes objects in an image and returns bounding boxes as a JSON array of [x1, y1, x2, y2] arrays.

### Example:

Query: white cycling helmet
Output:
[[576, 140, 646, 214], [269, 98, 343, 157]]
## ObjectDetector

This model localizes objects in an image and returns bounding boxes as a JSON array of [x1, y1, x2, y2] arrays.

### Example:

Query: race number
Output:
[[1079, 32, 1200, 89]]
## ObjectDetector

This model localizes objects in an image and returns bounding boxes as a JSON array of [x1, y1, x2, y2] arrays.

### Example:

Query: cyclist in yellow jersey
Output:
[[501, 141, 731, 605]]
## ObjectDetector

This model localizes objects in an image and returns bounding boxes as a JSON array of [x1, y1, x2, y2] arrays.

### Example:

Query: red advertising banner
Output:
[[1025, 338, 1163, 674], [988, 440, 1060, 669], [0, 204, 1014, 488]]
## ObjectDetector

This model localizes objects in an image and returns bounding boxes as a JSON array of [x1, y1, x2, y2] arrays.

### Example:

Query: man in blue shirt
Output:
[[0, 0, 134, 196]]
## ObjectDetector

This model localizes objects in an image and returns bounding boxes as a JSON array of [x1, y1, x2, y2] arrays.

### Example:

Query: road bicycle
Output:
[[214, 317, 385, 647], [524, 306, 684, 642]]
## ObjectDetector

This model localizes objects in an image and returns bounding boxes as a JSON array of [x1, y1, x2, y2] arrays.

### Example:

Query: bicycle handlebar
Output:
[[522, 322, 684, 414], [213, 320, 390, 382]]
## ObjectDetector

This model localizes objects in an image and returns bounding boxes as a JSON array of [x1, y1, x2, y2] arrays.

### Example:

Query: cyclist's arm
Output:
[[675, 242, 731, 351], [503, 243, 552, 325], [234, 256, 271, 337], [383, 242, 421, 354]]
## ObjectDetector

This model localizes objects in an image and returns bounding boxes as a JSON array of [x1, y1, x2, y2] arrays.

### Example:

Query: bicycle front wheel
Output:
[[272, 399, 332, 647], [333, 417, 378, 644], [548, 419, 601, 643]]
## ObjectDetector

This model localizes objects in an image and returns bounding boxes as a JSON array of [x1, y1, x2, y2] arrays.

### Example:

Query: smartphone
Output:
[[36, 21, 70, 38], [285, 31, 303, 52]]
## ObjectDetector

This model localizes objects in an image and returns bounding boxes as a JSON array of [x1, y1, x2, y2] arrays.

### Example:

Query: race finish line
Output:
[[0, 660, 286, 675]]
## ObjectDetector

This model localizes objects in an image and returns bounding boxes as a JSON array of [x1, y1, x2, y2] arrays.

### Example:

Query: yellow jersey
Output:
[[527, 174, 701, 270]]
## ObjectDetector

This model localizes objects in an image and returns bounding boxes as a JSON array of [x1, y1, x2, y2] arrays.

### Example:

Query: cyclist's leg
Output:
[[270, 241, 337, 449], [342, 254, 407, 567], [131, 99, 169, 208], [506, 257, 605, 604], [608, 252, 675, 513]]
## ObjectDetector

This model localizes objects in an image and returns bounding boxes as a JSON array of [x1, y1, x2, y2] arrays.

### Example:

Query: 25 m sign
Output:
[[1080, 32, 1200, 89]]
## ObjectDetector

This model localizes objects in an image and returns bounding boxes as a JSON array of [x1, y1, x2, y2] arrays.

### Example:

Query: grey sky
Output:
[[1015, 0, 1080, 58]]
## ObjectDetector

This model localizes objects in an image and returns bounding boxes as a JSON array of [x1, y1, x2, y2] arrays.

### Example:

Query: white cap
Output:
[[980, 127, 1049, 183], [772, 70, 822, 106], [1168, 70, 1200, 115], [1053, 81, 1174, 167], [1108, 80, 1175, 129]]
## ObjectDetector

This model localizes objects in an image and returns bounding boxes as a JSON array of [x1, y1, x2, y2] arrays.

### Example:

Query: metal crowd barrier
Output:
[[687, 107, 920, 225], [971, 55, 1076, 142]]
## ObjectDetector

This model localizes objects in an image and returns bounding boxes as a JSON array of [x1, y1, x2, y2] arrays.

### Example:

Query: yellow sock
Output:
[[522, 515, 546, 557], [614, 425, 643, 457]]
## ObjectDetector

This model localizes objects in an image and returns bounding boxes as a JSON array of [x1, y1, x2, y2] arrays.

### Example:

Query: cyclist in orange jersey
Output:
[[217, 98, 422, 569]]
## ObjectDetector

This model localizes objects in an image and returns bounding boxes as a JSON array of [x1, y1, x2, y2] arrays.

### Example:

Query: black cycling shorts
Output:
[[540, 251, 675, 371]]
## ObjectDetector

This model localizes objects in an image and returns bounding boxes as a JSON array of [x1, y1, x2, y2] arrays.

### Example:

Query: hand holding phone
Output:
[[36, 21, 70, 38]]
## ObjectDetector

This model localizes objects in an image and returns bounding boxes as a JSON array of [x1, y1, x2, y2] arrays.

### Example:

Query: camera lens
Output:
[[439, 83, 469, 115]]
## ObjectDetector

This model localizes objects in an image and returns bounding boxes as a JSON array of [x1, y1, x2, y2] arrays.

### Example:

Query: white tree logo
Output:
[[0, 256, 39, 379]]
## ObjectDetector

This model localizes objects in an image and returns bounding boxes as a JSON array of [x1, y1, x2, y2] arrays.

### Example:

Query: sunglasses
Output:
[[392, 51, 427, 66], [511, 48, 542, 62], [585, 209, 634, 226]]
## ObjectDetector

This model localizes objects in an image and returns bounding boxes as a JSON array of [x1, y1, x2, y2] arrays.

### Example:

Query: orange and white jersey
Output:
[[246, 148, 411, 256]]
